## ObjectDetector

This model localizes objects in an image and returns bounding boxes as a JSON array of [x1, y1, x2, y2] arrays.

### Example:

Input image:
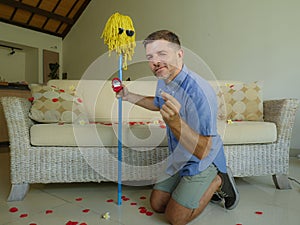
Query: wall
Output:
[[0, 45, 26, 82], [0, 22, 62, 83], [63, 0, 300, 150]]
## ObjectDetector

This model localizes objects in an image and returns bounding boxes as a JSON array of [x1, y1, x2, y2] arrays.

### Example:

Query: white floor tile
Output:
[[1, 152, 300, 225]]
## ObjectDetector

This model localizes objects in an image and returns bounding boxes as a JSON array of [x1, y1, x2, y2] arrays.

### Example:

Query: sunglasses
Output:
[[118, 28, 135, 37]]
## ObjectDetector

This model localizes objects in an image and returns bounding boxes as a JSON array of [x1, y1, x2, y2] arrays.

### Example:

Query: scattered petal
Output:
[[52, 98, 59, 102], [82, 209, 90, 213], [28, 97, 34, 102], [140, 196, 147, 200], [138, 206, 146, 210], [106, 199, 114, 203], [123, 198, 130, 201], [20, 213, 28, 218], [146, 211, 154, 216], [130, 202, 137, 205], [255, 211, 263, 215], [76, 98, 83, 104], [139, 208, 147, 214], [45, 209, 53, 214], [29, 223, 37, 225], [80, 223, 87, 225], [75, 198, 83, 201], [9, 207, 18, 213], [102, 212, 110, 220], [66, 221, 79, 225]]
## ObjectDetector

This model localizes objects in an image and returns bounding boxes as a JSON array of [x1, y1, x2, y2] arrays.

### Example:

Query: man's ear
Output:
[[178, 49, 184, 59]]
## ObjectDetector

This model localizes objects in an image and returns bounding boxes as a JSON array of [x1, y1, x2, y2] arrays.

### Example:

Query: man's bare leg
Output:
[[164, 175, 221, 225], [150, 189, 171, 213]]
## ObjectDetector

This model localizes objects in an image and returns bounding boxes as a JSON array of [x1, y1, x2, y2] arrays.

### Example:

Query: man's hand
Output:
[[160, 92, 181, 126], [116, 85, 129, 101], [160, 91, 211, 160]]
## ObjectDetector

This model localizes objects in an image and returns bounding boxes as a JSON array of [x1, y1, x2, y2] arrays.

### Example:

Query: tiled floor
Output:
[[0, 148, 300, 225]]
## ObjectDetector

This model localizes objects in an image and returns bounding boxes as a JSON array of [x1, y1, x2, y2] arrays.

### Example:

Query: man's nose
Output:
[[150, 57, 161, 65]]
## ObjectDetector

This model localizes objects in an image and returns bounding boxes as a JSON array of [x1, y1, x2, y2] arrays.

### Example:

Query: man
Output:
[[117, 30, 239, 225]]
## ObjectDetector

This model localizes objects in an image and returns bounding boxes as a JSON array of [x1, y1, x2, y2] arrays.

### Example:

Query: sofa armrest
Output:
[[0, 96, 34, 148], [263, 98, 299, 143]]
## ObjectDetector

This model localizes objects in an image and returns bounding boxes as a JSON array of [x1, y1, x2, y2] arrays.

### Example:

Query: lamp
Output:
[[10, 48, 15, 55]]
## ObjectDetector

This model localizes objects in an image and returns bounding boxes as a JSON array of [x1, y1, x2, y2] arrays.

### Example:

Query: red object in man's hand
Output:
[[112, 78, 123, 92]]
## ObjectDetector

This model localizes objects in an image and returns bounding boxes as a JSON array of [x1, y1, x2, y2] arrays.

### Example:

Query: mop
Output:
[[101, 12, 136, 205]]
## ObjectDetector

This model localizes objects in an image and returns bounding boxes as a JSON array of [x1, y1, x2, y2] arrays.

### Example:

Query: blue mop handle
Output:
[[117, 55, 123, 205]]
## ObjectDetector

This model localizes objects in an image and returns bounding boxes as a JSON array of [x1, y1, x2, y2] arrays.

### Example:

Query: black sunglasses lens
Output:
[[118, 28, 124, 34], [126, 30, 134, 37]]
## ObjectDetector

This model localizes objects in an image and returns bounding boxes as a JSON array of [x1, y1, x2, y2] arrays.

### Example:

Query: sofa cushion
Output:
[[28, 84, 85, 123], [30, 120, 276, 147], [30, 121, 168, 147], [217, 81, 263, 121], [219, 121, 277, 145], [47, 80, 162, 122]]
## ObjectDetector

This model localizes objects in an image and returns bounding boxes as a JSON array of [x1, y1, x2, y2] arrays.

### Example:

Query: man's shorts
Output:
[[153, 164, 218, 209]]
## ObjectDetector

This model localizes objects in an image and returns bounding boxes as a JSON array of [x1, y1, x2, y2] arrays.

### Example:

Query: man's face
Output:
[[145, 40, 183, 82]]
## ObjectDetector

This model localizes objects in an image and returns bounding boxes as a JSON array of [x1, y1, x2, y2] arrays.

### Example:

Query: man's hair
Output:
[[143, 30, 181, 48]]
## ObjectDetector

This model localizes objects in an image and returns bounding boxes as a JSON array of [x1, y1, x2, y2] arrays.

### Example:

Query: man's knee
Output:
[[150, 190, 170, 213], [165, 198, 193, 225]]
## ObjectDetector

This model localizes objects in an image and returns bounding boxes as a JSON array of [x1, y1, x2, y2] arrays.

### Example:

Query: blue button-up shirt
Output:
[[154, 65, 226, 176]]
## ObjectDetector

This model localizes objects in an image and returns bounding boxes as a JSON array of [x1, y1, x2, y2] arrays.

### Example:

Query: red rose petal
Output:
[[28, 97, 34, 102], [77, 98, 83, 103], [140, 196, 147, 200], [123, 198, 130, 201], [75, 198, 83, 201], [20, 213, 28, 218], [52, 98, 59, 102], [59, 89, 65, 92], [255, 211, 263, 215], [130, 202, 137, 205], [30, 223, 37, 225], [236, 224, 243, 225], [9, 207, 18, 213], [80, 223, 87, 225], [138, 206, 146, 210], [46, 209, 53, 214], [82, 209, 90, 213], [146, 211, 154, 216], [139, 208, 147, 214], [106, 199, 114, 202], [66, 221, 79, 225]]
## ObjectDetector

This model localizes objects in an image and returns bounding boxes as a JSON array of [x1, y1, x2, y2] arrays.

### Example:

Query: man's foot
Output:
[[210, 192, 222, 204], [216, 167, 240, 210]]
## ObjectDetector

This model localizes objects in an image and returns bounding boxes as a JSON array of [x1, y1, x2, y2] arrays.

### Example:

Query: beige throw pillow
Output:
[[29, 84, 85, 123], [217, 81, 263, 121]]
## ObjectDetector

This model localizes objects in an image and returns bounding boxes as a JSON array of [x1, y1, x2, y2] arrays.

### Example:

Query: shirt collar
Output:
[[167, 64, 188, 89]]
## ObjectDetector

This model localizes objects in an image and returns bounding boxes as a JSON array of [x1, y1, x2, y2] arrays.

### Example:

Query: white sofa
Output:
[[1, 79, 299, 201]]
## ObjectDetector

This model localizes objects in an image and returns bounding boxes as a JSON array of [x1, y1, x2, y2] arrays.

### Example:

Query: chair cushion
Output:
[[30, 121, 276, 147], [30, 121, 168, 147], [218, 121, 277, 145]]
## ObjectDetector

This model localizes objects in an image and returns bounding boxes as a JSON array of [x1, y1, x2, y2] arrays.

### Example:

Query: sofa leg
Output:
[[7, 183, 30, 201], [272, 174, 292, 189]]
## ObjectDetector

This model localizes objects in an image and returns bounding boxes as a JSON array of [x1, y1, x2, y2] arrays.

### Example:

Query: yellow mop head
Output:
[[101, 12, 136, 69]]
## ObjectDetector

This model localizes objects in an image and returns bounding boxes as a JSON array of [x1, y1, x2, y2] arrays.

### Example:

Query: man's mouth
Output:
[[155, 66, 166, 73]]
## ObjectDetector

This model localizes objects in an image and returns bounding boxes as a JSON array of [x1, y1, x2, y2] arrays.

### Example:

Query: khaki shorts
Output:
[[153, 164, 218, 209]]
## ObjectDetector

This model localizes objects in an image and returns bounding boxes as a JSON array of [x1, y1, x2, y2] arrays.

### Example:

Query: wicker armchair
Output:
[[1, 96, 299, 201]]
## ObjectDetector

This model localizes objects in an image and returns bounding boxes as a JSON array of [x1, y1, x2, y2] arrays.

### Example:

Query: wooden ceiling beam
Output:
[[0, 17, 63, 38], [61, 0, 91, 38], [0, 0, 74, 24]]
